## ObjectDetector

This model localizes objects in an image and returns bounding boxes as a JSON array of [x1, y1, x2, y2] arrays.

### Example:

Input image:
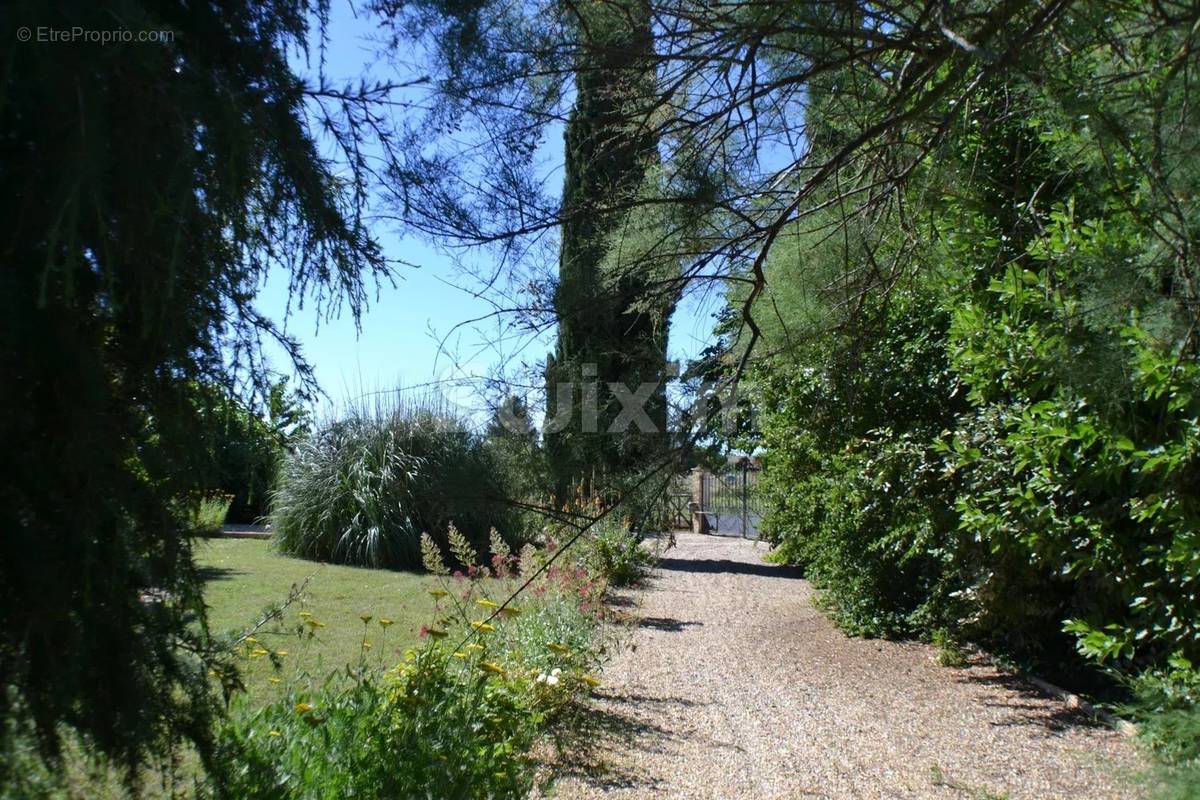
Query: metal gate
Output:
[[666, 479, 692, 530], [698, 462, 764, 539]]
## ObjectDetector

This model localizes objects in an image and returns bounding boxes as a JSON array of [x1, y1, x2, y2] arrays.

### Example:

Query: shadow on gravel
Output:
[[605, 691, 708, 708], [546, 700, 680, 791], [956, 671, 1111, 733], [637, 616, 701, 632], [656, 557, 803, 579]]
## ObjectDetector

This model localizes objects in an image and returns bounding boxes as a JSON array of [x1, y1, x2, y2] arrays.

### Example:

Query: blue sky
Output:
[[255, 3, 722, 417]]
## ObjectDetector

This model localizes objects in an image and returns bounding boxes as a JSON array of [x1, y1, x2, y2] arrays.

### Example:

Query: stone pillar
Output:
[[689, 467, 709, 535]]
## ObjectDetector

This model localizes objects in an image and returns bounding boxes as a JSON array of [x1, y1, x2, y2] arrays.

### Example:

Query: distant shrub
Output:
[[551, 491, 658, 588], [587, 523, 655, 587], [189, 379, 307, 524], [271, 396, 523, 570], [188, 493, 233, 536]]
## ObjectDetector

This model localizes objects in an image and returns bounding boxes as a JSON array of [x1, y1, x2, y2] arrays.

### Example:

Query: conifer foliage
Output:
[[0, 0, 384, 773], [545, 0, 677, 496]]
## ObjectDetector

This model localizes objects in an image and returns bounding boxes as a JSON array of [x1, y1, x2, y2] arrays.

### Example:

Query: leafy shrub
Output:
[[755, 290, 965, 638], [189, 379, 307, 523], [1123, 661, 1200, 800], [217, 647, 543, 800], [1126, 660, 1200, 764], [587, 524, 655, 587], [189, 493, 233, 536], [945, 264, 1200, 667], [271, 396, 523, 569], [746, 97, 1200, 680], [549, 490, 658, 588], [215, 528, 605, 799]]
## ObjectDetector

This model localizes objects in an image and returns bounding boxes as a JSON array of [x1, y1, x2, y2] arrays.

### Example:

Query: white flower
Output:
[[551, 668, 562, 677], [536, 672, 548, 684], [546, 674, 560, 686]]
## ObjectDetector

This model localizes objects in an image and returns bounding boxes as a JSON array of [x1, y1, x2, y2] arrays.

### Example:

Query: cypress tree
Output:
[[545, 0, 675, 499]]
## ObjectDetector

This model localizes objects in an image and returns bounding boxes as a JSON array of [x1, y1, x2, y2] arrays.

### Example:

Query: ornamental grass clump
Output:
[[270, 393, 521, 569]]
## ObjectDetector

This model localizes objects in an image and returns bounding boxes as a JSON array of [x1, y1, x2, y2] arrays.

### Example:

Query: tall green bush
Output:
[[271, 398, 524, 569], [190, 379, 308, 524], [756, 289, 965, 637], [741, 17, 1200, 685]]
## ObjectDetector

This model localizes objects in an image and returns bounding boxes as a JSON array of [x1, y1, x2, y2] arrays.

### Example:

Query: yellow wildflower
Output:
[[362, 641, 373, 650], [378, 618, 394, 628], [360, 614, 373, 624], [294, 702, 314, 714], [453, 651, 468, 660], [428, 589, 449, 598], [304, 618, 325, 628], [478, 661, 505, 676], [250, 648, 270, 658], [580, 674, 601, 688], [466, 643, 485, 652], [546, 642, 570, 655], [268, 677, 282, 684], [470, 621, 495, 633], [298, 611, 313, 619], [268, 730, 282, 738], [476, 599, 500, 609], [275, 650, 288, 657], [245, 636, 259, 644]]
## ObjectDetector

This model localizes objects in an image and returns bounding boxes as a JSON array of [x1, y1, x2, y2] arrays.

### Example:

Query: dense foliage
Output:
[[8, 0, 1199, 792], [192, 379, 310, 523], [271, 399, 524, 569], [740, 5, 1199, 692], [0, 0, 383, 775]]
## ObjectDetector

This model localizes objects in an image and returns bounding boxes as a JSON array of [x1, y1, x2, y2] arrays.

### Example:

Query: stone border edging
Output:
[[967, 648, 1139, 738], [1024, 675, 1139, 738]]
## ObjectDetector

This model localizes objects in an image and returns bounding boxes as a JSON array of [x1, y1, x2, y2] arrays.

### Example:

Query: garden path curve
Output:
[[545, 532, 1141, 800]]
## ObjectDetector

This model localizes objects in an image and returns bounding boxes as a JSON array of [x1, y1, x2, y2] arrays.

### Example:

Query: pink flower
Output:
[[453, 570, 465, 581], [418, 625, 429, 639]]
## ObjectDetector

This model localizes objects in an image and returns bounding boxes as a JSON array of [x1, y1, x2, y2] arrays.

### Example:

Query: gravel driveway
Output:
[[546, 533, 1142, 800]]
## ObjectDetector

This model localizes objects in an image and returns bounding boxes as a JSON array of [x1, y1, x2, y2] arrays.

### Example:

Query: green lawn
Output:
[[195, 539, 441, 698]]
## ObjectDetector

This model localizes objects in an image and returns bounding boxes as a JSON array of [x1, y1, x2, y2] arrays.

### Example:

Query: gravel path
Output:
[[547, 533, 1142, 800]]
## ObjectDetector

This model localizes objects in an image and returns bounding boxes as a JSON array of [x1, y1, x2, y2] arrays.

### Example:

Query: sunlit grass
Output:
[[196, 538, 442, 697]]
